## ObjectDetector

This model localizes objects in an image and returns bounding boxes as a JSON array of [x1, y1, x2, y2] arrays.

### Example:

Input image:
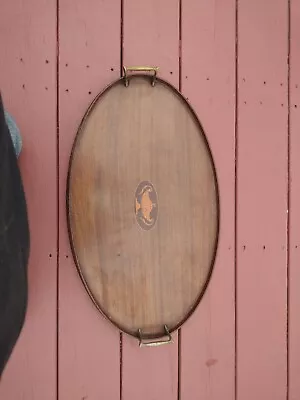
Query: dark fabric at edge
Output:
[[0, 93, 30, 377]]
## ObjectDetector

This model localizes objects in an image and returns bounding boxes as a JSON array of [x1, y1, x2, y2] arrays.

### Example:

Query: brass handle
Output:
[[138, 325, 172, 347], [123, 66, 159, 87]]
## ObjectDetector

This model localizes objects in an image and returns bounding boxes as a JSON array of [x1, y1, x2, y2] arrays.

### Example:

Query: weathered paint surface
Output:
[[0, 0, 299, 399], [237, 1, 288, 399], [290, 1, 300, 400], [0, 1, 57, 398]]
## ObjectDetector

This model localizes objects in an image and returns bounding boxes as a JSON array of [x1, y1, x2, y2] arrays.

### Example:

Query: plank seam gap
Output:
[[120, 1, 124, 399], [120, 0, 124, 77], [120, 332, 123, 400], [55, 0, 60, 397], [177, 1, 182, 399], [234, 0, 239, 399], [179, 0, 182, 93], [286, 0, 291, 398], [178, 329, 181, 400]]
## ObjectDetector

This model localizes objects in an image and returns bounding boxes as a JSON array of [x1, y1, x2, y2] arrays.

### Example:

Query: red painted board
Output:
[[122, 1, 179, 398], [0, 0, 57, 398], [180, 1, 236, 399], [289, 1, 300, 399], [58, 1, 121, 398], [237, 1, 288, 399]]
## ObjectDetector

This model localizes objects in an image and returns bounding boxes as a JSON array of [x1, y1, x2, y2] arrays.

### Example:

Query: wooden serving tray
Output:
[[67, 67, 219, 346]]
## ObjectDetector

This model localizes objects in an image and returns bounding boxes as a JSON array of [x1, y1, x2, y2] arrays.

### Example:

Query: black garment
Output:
[[0, 94, 29, 376]]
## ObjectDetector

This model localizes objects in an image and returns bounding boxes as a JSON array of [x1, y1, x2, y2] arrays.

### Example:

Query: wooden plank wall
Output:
[[0, 1, 299, 399], [0, 1, 57, 399], [290, 1, 300, 400], [237, 1, 288, 400]]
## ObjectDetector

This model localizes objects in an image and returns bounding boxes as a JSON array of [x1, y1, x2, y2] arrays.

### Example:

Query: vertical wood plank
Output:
[[0, 1, 57, 398], [237, 1, 288, 399], [122, 1, 179, 398], [289, 1, 300, 399], [58, 1, 121, 398], [180, 1, 236, 399]]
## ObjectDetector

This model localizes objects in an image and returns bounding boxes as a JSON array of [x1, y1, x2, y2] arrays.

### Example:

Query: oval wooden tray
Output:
[[67, 69, 219, 345]]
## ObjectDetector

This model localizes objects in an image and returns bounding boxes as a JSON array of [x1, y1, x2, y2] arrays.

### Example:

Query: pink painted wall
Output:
[[0, 1, 298, 399]]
